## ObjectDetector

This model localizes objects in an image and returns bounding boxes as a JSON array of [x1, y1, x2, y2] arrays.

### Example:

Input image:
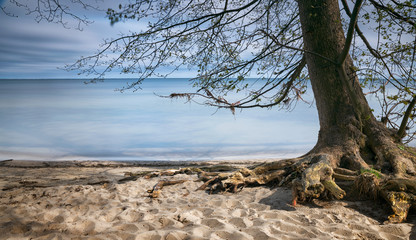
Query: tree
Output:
[[5, 0, 416, 223]]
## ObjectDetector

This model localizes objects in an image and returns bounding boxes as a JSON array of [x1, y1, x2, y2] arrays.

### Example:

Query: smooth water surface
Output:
[[0, 79, 319, 161]]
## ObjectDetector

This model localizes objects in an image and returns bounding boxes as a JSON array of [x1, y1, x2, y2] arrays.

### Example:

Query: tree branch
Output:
[[259, 29, 337, 65], [341, 0, 409, 90], [124, 0, 261, 37], [368, 0, 416, 26], [163, 55, 306, 111], [398, 95, 416, 139], [338, 0, 364, 65]]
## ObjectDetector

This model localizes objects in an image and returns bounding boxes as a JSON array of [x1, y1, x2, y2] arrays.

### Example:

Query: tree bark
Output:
[[297, 0, 371, 161], [296, 0, 414, 174]]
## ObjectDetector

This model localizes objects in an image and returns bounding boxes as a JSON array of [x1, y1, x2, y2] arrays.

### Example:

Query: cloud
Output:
[[0, 15, 92, 77], [0, 1, 150, 78]]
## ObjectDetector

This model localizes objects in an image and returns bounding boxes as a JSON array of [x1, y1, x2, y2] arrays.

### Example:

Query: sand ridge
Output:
[[0, 160, 415, 239]]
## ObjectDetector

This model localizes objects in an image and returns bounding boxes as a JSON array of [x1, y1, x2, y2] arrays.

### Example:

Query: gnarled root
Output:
[[379, 179, 416, 223], [127, 151, 416, 224], [197, 167, 286, 193], [383, 191, 412, 223], [291, 155, 346, 206], [353, 172, 380, 200]]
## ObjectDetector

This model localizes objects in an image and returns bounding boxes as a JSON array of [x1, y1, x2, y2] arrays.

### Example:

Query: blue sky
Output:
[[0, 1, 197, 79]]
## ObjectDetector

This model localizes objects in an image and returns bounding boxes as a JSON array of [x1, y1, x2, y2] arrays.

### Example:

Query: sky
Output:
[[0, 0, 197, 79], [1, 1, 414, 80], [0, 0, 107, 78]]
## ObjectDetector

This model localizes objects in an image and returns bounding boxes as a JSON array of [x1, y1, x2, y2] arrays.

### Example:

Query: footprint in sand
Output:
[[230, 208, 249, 218], [243, 227, 278, 240], [72, 219, 95, 235], [228, 217, 253, 228], [114, 223, 139, 233], [135, 230, 163, 240], [214, 230, 252, 240], [201, 218, 226, 229], [164, 230, 190, 240]]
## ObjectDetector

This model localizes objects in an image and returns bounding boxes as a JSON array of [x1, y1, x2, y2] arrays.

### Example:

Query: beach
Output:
[[0, 160, 415, 240]]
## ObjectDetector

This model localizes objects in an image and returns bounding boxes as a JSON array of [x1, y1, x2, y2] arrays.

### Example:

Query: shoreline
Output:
[[0, 158, 283, 168], [1, 159, 415, 239]]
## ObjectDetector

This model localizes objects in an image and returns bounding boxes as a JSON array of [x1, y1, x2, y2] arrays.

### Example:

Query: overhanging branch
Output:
[[259, 29, 337, 65], [368, 0, 416, 26], [162, 56, 306, 112], [398, 95, 416, 139], [340, 0, 408, 90], [338, 0, 364, 65]]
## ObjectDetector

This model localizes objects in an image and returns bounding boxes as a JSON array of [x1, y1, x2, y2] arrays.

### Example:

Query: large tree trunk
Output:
[[294, 0, 416, 223], [144, 0, 416, 224], [297, 0, 416, 175], [298, 0, 373, 169]]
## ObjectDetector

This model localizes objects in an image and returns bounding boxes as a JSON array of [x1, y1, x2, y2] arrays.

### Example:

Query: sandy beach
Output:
[[0, 160, 415, 240]]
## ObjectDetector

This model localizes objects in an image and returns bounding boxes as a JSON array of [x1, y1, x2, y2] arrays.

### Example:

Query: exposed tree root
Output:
[[379, 179, 416, 223], [291, 155, 346, 205], [353, 172, 380, 200], [127, 147, 416, 223]]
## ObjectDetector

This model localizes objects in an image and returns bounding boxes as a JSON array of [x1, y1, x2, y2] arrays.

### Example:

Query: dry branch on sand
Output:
[[147, 180, 188, 198]]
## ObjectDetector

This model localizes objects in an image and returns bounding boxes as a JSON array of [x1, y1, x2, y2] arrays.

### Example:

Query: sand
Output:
[[0, 160, 415, 240]]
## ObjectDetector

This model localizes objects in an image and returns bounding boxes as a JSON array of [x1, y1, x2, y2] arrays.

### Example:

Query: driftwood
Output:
[[147, 180, 188, 198]]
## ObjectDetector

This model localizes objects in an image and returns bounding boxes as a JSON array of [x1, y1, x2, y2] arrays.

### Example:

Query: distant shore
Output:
[[0, 158, 283, 168], [1, 159, 415, 239]]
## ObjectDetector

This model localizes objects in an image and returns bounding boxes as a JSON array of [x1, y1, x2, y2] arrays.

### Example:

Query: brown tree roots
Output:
[[125, 154, 416, 224], [292, 156, 346, 205], [379, 179, 416, 223]]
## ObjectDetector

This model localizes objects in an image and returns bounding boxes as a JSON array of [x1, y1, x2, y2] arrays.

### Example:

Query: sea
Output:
[[0, 78, 389, 161]]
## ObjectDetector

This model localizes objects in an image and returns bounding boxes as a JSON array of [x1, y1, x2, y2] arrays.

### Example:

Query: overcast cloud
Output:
[[0, 0, 164, 79], [2, 1, 411, 79]]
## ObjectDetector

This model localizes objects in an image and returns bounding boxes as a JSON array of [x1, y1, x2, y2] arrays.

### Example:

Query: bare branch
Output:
[[258, 29, 337, 65], [398, 95, 416, 139], [7, 0, 102, 30], [338, 0, 364, 65], [368, 0, 416, 26]]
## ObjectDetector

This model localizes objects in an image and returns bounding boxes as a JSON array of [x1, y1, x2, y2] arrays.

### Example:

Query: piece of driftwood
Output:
[[147, 180, 188, 198], [196, 176, 220, 191]]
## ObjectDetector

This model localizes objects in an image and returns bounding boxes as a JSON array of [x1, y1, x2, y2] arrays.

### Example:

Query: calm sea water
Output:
[[0, 78, 321, 161]]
